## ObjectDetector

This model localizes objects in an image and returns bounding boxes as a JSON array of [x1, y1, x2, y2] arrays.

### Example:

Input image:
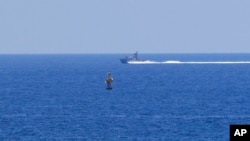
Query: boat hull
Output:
[[120, 59, 128, 64]]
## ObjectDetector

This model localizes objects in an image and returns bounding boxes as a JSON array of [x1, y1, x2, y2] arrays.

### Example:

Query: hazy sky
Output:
[[0, 0, 249, 54]]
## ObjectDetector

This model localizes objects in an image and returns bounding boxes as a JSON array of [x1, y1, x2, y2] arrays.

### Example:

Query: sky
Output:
[[0, 0, 249, 54]]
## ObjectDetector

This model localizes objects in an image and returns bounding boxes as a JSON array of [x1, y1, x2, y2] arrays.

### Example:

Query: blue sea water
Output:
[[0, 54, 250, 141]]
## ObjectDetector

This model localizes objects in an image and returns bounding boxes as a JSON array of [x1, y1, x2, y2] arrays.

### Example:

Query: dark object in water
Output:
[[106, 87, 112, 90], [105, 72, 113, 90]]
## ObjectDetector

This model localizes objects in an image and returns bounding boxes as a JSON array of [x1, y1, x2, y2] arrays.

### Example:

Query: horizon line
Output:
[[0, 52, 250, 55]]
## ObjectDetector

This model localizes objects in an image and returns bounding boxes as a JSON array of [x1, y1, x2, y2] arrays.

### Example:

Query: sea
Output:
[[0, 54, 250, 141]]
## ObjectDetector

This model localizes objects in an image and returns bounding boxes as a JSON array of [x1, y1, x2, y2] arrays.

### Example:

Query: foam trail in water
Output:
[[128, 60, 161, 64], [128, 60, 250, 64]]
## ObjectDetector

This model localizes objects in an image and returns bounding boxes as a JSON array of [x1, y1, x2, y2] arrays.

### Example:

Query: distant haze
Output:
[[0, 0, 249, 54]]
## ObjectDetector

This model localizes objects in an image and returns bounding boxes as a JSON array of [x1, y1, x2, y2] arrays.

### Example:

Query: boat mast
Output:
[[134, 51, 138, 60]]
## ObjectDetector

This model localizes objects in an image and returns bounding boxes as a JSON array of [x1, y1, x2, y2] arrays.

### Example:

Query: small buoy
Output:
[[105, 72, 113, 90]]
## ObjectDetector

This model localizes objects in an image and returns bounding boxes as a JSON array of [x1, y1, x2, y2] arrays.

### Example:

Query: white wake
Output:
[[127, 60, 250, 64]]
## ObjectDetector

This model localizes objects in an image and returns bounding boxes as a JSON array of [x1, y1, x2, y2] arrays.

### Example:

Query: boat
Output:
[[120, 52, 147, 64]]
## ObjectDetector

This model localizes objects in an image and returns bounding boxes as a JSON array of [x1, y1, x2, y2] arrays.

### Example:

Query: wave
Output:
[[128, 60, 250, 64]]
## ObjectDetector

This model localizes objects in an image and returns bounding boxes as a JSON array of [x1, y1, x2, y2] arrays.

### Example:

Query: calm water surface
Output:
[[0, 54, 250, 140]]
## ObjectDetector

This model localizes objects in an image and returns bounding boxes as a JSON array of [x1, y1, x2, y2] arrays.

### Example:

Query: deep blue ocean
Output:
[[1, 54, 250, 141]]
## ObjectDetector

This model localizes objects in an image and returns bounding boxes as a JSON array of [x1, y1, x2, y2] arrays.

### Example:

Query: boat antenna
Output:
[[134, 51, 138, 59]]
